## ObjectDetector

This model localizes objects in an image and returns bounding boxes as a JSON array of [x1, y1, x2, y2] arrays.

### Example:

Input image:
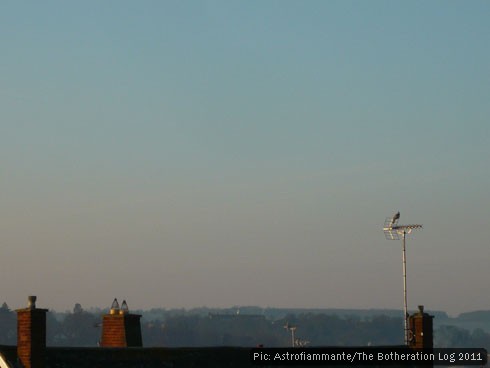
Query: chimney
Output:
[[408, 305, 434, 349], [100, 299, 142, 347], [16, 296, 48, 368]]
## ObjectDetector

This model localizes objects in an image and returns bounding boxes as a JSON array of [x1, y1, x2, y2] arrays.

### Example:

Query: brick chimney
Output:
[[408, 305, 434, 348], [16, 296, 48, 368], [100, 299, 142, 347]]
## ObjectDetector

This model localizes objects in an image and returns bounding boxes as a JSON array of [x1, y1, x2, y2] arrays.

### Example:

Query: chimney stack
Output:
[[16, 296, 48, 368], [408, 305, 434, 349], [100, 299, 142, 347]]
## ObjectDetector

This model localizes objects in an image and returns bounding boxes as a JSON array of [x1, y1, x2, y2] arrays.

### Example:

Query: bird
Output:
[[391, 212, 400, 226]]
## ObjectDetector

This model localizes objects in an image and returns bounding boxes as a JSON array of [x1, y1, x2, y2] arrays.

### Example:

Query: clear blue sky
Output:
[[1, 1, 489, 315]]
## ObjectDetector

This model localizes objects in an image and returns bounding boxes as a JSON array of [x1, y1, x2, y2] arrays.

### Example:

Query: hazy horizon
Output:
[[2, 299, 481, 319], [1, 1, 489, 316]]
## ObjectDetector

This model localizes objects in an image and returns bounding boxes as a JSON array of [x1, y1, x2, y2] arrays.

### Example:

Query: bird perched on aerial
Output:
[[391, 211, 400, 226]]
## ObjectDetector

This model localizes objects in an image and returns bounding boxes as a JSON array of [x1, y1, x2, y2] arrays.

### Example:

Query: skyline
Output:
[[1, 1, 489, 315]]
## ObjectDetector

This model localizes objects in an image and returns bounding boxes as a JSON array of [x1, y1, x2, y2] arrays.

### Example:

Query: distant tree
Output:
[[73, 303, 83, 314], [46, 311, 63, 346], [470, 328, 490, 350], [51, 306, 100, 347], [0, 303, 15, 344], [163, 315, 200, 346], [435, 325, 472, 347], [142, 320, 166, 346]]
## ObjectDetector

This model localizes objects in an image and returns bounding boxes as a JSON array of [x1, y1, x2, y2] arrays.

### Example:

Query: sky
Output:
[[1, 1, 489, 316]]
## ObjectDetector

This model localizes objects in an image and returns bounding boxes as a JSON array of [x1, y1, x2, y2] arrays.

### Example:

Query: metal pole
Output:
[[291, 328, 295, 347], [402, 231, 409, 345]]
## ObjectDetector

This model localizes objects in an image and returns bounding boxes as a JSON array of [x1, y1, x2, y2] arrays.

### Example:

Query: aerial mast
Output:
[[383, 212, 422, 345], [284, 322, 297, 347]]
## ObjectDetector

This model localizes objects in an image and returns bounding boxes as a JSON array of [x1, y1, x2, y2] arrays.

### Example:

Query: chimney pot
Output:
[[120, 300, 129, 314], [110, 298, 120, 314], [27, 296, 37, 309]]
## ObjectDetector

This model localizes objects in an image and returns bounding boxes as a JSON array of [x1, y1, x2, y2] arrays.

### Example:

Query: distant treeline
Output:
[[0, 302, 489, 349]]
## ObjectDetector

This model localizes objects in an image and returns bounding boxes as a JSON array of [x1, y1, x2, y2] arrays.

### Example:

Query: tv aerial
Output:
[[284, 322, 297, 347], [383, 211, 422, 345]]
